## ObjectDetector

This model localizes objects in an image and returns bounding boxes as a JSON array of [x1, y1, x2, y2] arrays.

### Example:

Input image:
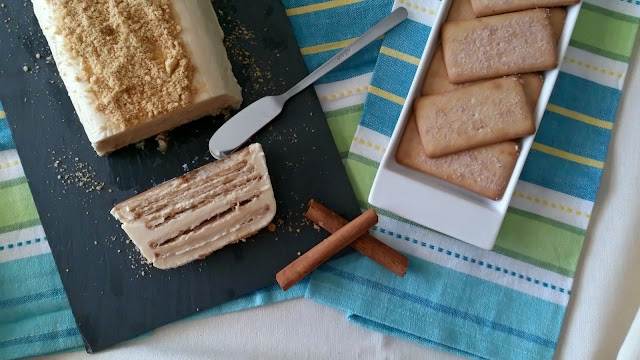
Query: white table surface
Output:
[[37, 36, 640, 360]]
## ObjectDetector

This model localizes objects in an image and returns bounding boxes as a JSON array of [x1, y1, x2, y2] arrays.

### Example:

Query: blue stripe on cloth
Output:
[[520, 149, 602, 201], [359, 94, 404, 136], [307, 253, 563, 360], [0, 102, 15, 151], [302, 39, 383, 84], [370, 55, 420, 97], [534, 110, 611, 162], [320, 265, 557, 348], [380, 19, 431, 58], [283, 0, 395, 84], [285, 0, 391, 48], [0, 309, 84, 360], [0, 288, 66, 309], [0, 254, 64, 295], [0, 327, 80, 348], [0, 254, 76, 327], [550, 72, 621, 123], [359, 20, 430, 136]]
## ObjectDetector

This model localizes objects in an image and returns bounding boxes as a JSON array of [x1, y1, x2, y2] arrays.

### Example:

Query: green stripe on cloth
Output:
[[0, 181, 40, 232], [492, 245, 574, 278], [0, 177, 27, 190], [581, 2, 640, 24], [506, 207, 586, 236], [0, 176, 27, 189], [325, 104, 363, 156], [0, 219, 40, 235], [344, 155, 378, 203], [495, 208, 584, 276], [571, 4, 639, 62]]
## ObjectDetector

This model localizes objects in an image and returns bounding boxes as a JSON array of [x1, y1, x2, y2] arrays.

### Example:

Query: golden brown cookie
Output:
[[549, 7, 567, 44], [422, 49, 544, 112], [442, 9, 557, 84], [520, 73, 544, 111], [414, 77, 534, 157], [447, 0, 476, 21], [470, 0, 579, 17], [396, 117, 520, 200]]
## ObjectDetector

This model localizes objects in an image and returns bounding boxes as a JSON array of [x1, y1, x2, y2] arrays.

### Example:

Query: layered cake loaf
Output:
[[32, 0, 243, 155], [111, 144, 276, 269]]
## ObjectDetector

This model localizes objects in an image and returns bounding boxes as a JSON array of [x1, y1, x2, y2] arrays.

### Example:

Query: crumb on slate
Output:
[[156, 132, 169, 153]]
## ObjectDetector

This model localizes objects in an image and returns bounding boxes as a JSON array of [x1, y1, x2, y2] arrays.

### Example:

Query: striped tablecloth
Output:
[[282, 0, 639, 359]]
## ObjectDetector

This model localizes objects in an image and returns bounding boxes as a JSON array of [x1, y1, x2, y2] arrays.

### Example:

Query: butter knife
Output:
[[208, 7, 409, 159]]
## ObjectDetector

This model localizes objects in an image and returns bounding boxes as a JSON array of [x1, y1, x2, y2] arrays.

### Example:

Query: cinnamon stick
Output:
[[276, 209, 378, 291], [305, 200, 408, 277]]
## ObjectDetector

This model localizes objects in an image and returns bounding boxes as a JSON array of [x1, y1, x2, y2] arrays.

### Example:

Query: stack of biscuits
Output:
[[397, 0, 578, 200]]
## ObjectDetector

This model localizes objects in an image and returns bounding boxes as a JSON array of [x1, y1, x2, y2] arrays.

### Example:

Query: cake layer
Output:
[[111, 143, 276, 269], [32, 0, 242, 155]]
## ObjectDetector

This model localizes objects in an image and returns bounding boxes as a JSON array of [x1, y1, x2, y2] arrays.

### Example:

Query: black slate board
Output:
[[0, 0, 360, 352]]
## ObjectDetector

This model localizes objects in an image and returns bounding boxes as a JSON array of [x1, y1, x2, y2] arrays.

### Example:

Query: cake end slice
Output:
[[111, 143, 276, 269]]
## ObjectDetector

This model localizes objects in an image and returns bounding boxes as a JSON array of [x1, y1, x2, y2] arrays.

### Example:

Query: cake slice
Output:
[[32, 0, 242, 155], [111, 144, 276, 269]]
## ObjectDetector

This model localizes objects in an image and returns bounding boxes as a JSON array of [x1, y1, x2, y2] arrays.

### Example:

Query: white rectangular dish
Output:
[[369, 1, 583, 250]]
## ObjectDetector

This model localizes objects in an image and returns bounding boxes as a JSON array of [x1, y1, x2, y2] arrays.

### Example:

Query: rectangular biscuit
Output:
[[421, 48, 544, 112], [549, 7, 567, 44], [415, 76, 534, 157], [520, 73, 544, 111], [442, 9, 557, 84], [396, 117, 520, 200], [470, 0, 579, 17], [421, 47, 457, 95], [447, 0, 476, 22]]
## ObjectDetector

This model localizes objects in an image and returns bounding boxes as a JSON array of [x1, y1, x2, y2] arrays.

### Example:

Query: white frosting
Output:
[[31, 0, 242, 154]]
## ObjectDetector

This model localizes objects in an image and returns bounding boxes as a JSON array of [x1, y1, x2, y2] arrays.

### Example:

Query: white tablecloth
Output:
[[38, 35, 640, 360]]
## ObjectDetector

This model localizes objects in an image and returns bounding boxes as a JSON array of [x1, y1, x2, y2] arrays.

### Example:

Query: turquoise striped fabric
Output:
[[0, 248, 305, 359], [280, 0, 640, 359]]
